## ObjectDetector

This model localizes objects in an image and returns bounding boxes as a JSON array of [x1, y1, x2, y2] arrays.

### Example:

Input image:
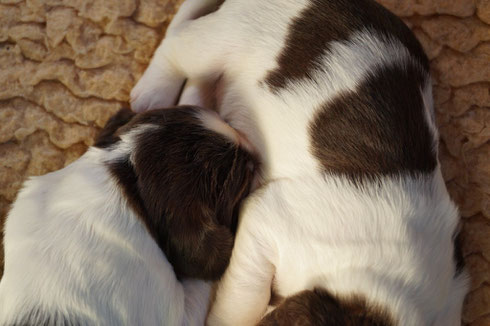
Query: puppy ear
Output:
[[121, 108, 256, 281], [167, 217, 235, 281], [94, 108, 135, 148], [215, 149, 256, 233]]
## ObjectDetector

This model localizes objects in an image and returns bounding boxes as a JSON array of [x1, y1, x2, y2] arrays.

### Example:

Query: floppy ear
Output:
[[215, 149, 256, 234], [112, 107, 256, 281], [164, 148, 256, 281], [94, 108, 136, 148], [166, 212, 236, 281], [168, 146, 256, 280]]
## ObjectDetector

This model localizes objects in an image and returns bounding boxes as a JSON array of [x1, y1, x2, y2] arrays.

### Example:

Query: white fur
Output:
[[131, 0, 468, 325], [0, 142, 210, 325], [209, 172, 468, 325]]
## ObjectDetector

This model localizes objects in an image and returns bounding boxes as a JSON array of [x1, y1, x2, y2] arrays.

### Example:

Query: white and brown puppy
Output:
[[0, 107, 256, 325], [131, 0, 469, 325]]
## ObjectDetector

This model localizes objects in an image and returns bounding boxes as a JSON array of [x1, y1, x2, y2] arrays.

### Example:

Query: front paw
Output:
[[130, 65, 184, 112]]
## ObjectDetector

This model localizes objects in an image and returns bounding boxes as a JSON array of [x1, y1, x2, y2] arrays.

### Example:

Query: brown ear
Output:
[[166, 214, 236, 281], [94, 108, 136, 148], [165, 146, 256, 280], [215, 148, 256, 234], [108, 107, 257, 281]]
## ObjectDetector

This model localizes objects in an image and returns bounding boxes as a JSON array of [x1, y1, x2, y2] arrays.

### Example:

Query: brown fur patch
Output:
[[264, 0, 428, 91], [106, 107, 257, 280], [309, 64, 437, 181], [259, 288, 394, 326]]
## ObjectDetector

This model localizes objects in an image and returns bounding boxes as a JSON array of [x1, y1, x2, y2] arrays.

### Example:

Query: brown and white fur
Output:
[[0, 107, 256, 325], [131, 0, 469, 325]]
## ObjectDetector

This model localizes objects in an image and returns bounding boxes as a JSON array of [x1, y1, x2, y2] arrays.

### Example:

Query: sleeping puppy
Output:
[[0, 107, 256, 325], [130, 0, 469, 325]]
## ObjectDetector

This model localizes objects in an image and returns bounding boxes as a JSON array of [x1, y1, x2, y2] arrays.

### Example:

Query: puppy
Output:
[[131, 0, 469, 325], [0, 107, 256, 325]]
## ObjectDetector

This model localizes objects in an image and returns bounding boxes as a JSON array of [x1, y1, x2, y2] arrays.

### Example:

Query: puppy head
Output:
[[96, 107, 257, 280]]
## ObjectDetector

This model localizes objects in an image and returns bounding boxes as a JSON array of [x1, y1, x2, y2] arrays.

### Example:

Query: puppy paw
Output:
[[130, 66, 184, 112]]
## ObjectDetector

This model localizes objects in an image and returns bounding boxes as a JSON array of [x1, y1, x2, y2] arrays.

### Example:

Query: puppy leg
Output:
[[166, 0, 223, 37], [182, 279, 212, 326], [131, 3, 228, 112], [178, 79, 217, 111], [207, 216, 275, 326], [178, 80, 203, 106]]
